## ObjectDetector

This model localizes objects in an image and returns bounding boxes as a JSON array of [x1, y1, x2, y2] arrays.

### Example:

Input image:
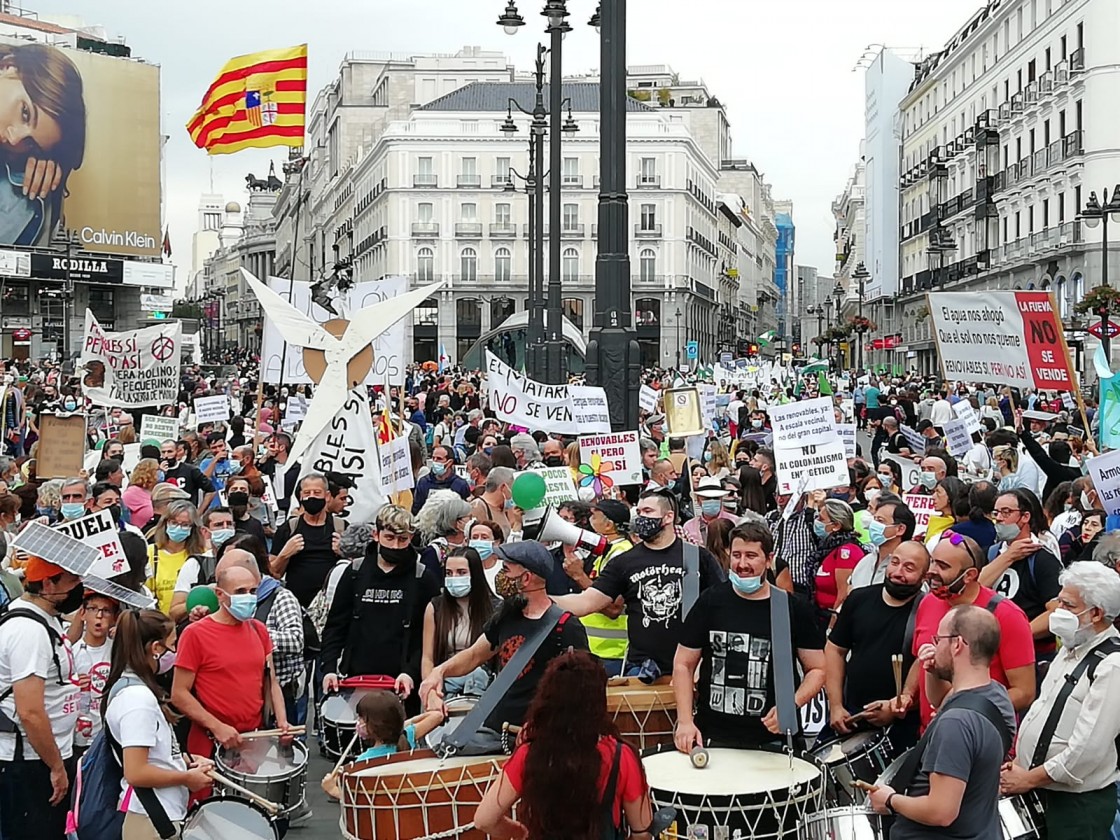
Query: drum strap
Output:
[[892, 690, 1012, 795], [1029, 637, 1120, 770], [441, 605, 564, 756], [681, 542, 699, 621], [768, 586, 799, 739]]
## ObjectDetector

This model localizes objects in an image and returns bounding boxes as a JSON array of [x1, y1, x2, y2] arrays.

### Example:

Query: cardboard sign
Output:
[[484, 350, 610, 435], [55, 509, 127, 580], [567, 385, 611, 431], [579, 431, 643, 487], [773, 440, 848, 495], [37, 414, 87, 479], [1061, 391, 1075, 411], [943, 418, 973, 459], [904, 493, 939, 538], [664, 388, 705, 437], [770, 397, 838, 449], [951, 401, 982, 435], [378, 434, 415, 496], [537, 466, 578, 506], [836, 423, 857, 459], [638, 384, 659, 414], [1088, 450, 1120, 517], [139, 414, 179, 444], [928, 291, 1074, 391], [698, 384, 718, 426], [194, 394, 231, 425], [81, 310, 182, 407], [900, 425, 928, 454]]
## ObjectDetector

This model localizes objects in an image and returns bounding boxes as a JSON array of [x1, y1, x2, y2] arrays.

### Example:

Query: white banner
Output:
[[298, 388, 385, 525], [537, 466, 578, 506], [836, 422, 857, 459], [139, 414, 179, 443], [261, 276, 407, 386], [638, 384, 659, 414], [80, 310, 181, 408], [904, 493, 939, 538], [55, 509, 127, 580], [578, 431, 643, 487], [568, 385, 611, 431], [952, 401, 982, 435], [378, 434, 415, 496], [194, 395, 231, 425], [885, 453, 922, 494], [1089, 450, 1120, 518], [484, 350, 610, 434]]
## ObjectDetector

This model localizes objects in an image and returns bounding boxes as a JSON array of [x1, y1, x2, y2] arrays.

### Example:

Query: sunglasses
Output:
[[942, 530, 981, 567]]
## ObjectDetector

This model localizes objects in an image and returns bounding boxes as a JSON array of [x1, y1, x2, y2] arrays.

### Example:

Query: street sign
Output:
[[1088, 320, 1120, 339], [686, 340, 699, 360]]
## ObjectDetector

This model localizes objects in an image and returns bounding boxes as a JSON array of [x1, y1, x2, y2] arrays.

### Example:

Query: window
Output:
[[417, 247, 434, 282], [562, 248, 579, 281], [1028, 59, 1036, 83], [562, 298, 584, 331], [640, 204, 657, 231], [461, 203, 477, 221], [1042, 199, 1049, 228], [1045, 47, 1051, 71], [563, 203, 579, 231], [563, 157, 580, 185], [460, 248, 477, 281], [1060, 35, 1067, 60], [640, 249, 657, 281], [414, 297, 438, 327], [461, 157, 477, 176], [418, 157, 433, 175], [495, 157, 511, 184], [639, 158, 657, 184], [495, 203, 511, 226], [635, 297, 660, 325], [1058, 192, 1065, 222], [456, 299, 481, 328], [495, 248, 512, 282], [417, 202, 433, 223], [203, 212, 221, 231]]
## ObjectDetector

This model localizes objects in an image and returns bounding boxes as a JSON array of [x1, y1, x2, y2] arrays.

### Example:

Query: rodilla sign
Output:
[[927, 291, 1074, 391]]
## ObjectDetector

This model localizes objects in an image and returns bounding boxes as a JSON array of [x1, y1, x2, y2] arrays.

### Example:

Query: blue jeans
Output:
[[444, 666, 490, 698], [1110, 779, 1120, 840]]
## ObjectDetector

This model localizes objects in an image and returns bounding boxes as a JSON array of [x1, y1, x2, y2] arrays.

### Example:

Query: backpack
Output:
[[190, 553, 218, 590], [985, 543, 1038, 589], [285, 514, 345, 537], [67, 676, 175, 840], [307, 558, 351, 639], [0, 609, 66, 758], [255, 584, 322, 663]]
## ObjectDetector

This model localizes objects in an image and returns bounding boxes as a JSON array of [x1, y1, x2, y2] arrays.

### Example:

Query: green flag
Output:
[[817, 371, 833, 396], [758, 329, 777, 347]]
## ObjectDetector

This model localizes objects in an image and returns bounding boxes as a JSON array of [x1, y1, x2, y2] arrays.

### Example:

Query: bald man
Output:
[[172, 555, 290, 781]]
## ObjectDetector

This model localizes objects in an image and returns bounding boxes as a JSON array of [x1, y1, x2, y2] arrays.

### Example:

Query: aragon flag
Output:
[[187, 45, 307, 155]]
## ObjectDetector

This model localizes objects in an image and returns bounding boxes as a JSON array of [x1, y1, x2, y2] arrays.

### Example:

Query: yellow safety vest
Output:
[[581, 538, 633, 661]]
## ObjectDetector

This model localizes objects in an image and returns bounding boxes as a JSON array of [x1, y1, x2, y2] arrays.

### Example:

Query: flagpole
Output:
[[275, 156, 308, 429]]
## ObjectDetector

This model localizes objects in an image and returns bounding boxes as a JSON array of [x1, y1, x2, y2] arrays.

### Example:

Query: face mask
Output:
[[166, 524, 192, 543], [883, 578, 923, 600], [700, 499, 723, 517], [163, 459, 178, 470], [108, 504, 123, 524], [53, 584, 84, 615], [430, 462, 448, 477], [813, 519, 828, 539], [867, 520, 891, 547], [469, 540, 494, 560], [228, 491, 250, 507], [211, 528, 235, 547], [865, 489, 881, 505], [1081, 491, 1093, 510], [1063, 502, 1072, 513], [227, 462, 242, 475], [751, 419, 763, 429], [61, 503, 85, 521], [483, 447, 493, 455], [301, 496, 326, 515], [929, 570, 969, 600], [729, 571, 763, 595], [994, 522, 1021, 542], [631, 514, 666, 542], [543, 455, 564, 468], [380, 545, 416, 566], [503, 497, 515, 510], [445, 577, 472, 598], [225, 592, 257, 622], [703, 452, 713, 463], [920, 471, 936, 490], [63, 400, 77, 412], [156, 649, 177, 675], [1048, 607, 1093, 648]]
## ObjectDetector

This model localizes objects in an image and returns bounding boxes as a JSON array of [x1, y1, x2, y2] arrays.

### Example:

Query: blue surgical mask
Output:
[[211, 528, 235, 547], [445, 577, 472, 598], [430, 462, 448, 477], [226, 592, 257, 622], [920, 471, 937, 489], [61, 503, 85, 521], [700, 499, 722, 517], [867, 520, 890, 547], [469, 539, 494, 560], [167, 524, 192, 543], [703, 452, 713, 463], [813, 519, 828, 539], [227, 462, 242, 475], [729, 571, 763, 595]]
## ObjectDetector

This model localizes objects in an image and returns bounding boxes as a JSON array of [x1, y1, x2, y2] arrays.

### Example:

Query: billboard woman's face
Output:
[[0, 67, 62, 155]]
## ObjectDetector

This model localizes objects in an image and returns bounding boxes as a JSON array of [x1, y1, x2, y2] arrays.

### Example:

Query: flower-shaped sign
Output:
[[578, 453, 615, 497]]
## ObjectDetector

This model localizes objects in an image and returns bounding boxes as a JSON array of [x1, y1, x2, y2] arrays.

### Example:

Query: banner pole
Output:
[[1051, 293, 1094, 443]]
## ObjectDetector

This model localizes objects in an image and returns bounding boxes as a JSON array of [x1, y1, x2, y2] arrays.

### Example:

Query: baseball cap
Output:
[[494, 541, 554, 580], [592, 499, 630, 529], [24, 555, 67, 583], [150, 483, 190, 503]]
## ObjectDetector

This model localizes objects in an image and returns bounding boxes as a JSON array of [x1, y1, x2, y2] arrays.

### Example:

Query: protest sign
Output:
[[484, 351, 610, 435], [121, 443, 141, 473], [55, 509, 128, 579], [81, 310, 181, 407], [769, 397, 838, 449], [664, 388, 705, 437], [1061, 391, 1075, 411], [285, 395, 308, 424], [37, 414, 86, 479], [900, 425, 928, 454], [1096, 344, 1120, 451], [538, 467, 578, 506], [378, 434, 415, 496], [194, 395, 231, 425], [299, 388, 385, 524], [835, 423, 857, 459], [638, 384, 659, 414], [568, 386, 611, 431], [943, 418, 973, 459], [579, 431, 643, 487], [904, 493, 940, 538], [1088, 450, 1120, 518], [885, 453, 922, 492], [698, 384, 718, 426], [773, 440, 848, 494], [140, 414, 178, 444], [927, 291, 1074, 391], [951, 401, 981, 435]]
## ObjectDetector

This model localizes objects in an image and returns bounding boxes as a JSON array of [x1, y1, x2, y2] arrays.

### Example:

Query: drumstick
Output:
[[853, 780, 880, 794], [330, 731, 360, 776], [239, 726, 307, 740], [207, 769, 283, 815], [503, 723, 522, 736], [892, 654, 904, 709]]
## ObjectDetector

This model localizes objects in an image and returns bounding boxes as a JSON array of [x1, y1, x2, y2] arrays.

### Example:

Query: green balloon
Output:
[[511, 471, 547, 510], [93, 439, 105, 450], [185, 586, 219, 614], [143, 438, 161, 448]]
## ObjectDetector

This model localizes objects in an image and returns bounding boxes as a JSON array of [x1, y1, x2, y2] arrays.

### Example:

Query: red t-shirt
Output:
[[911, 587, 1035, 729], [503, 736, 646, 826], [814, 542, 862, 611], [176, 616, 273, 759]]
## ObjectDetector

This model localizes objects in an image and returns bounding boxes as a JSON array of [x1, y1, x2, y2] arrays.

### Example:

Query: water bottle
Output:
[[76, 681, 93, 742]]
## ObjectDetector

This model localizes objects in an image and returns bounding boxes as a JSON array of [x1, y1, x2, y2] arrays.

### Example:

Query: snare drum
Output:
[[799, 806, 890, 840], [810, 730, 895, 806], [425, 696, 479, 749], [606, 681, 677, 751], [642, 744, 825, 840], [321, 694, 360, 759], [181, 796, 279, 840], [215, 736, 307, 815], [339, 748, 508, 840]]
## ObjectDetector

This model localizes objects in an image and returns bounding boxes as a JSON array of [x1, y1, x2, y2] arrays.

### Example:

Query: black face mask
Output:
[[109, 504, 123, 523], [301, 497, 326, 515], [380, 545, 416, 566], [54, 585, 84, 615], [228, 492, 250, 507], [543, 456, 564, 468], [163, 459, 177, 470], [883, 578, 924, 601]]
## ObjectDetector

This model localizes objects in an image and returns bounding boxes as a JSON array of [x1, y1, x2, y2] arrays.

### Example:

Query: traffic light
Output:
[[792, 342, 802, 355], [748, 343, 759, 355]]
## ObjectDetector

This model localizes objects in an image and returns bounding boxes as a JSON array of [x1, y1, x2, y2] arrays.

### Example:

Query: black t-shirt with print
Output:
[[593, 538, 726, 673], [679, 583, 823, 748], [161, 463, 215, 504], [482, 609, 588, 731], [988, 542, 1061, 645], [828, 584, 918, 712]]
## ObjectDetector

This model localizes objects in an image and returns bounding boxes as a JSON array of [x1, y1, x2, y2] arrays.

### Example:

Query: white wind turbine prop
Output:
[[242, 268, 444, 463]]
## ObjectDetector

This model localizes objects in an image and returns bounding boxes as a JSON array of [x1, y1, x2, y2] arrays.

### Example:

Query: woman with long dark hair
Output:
[[474, 650, 652, 840], [421, 546, 496, 697], [102, 609, 212, 839]]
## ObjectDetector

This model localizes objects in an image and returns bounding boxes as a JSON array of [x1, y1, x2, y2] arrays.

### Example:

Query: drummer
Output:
[[672, 521, 825, 752]]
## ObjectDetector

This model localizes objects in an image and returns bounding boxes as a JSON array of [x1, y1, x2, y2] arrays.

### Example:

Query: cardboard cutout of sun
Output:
[[578, 453, 615, 497]]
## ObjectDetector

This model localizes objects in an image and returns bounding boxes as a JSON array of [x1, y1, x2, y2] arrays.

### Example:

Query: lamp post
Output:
[[50, 228, 78, 366], [807, 305, 825, 348], [832, 281, 845, 372], [675, 306, 682, 371], [1079, 186, 1120, 365], [852, 261, 869, 373]]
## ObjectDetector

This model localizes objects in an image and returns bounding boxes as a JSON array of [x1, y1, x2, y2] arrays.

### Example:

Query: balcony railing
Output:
[[411, 222, 439, 237], [491, 175, 512, 188], [454, 222, 483, 238], [635, 223, 662, 237], [413, 174, 438, 187], [560, 224, 586, 238], [1063, 130, 1083, 157], [457, 175, 481, 188], [1070, 48, 1085, 73], [637, 175, 661, 188], [489, 224, 517, 238], [561, 176, 584, 187]]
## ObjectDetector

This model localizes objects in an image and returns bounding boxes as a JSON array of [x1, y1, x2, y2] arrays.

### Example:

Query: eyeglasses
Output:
[[993, 507, 1022, 518], [932, 633, 963, 645], [942, 530, 982, 567], [85, 607, 116, 617]]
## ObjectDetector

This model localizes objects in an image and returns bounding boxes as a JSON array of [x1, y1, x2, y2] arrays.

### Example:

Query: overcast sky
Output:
[[71, 0, 985, 287]]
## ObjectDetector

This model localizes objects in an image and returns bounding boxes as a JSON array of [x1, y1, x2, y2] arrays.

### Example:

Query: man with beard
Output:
[[904, 531, 1035, 731], [824, 542, 929, 751], [320, 505, 439, 712], [870, 605, 1015, 840]]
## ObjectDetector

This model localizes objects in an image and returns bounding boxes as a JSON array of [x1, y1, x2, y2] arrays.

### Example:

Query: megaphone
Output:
[[538, 507, 609, 556]]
